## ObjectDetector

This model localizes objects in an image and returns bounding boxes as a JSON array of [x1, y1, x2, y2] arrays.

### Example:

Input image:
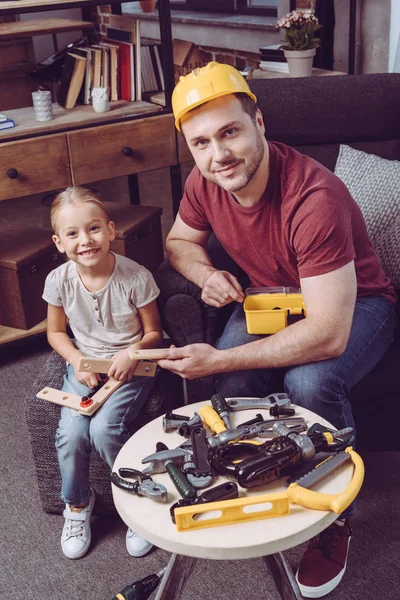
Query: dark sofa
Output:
[[155, 73, 400, 452]]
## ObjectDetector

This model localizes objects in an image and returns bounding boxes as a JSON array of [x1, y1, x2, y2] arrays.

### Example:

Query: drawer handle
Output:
[[122, 146, 133, 157], [7, 168, 19, 179]]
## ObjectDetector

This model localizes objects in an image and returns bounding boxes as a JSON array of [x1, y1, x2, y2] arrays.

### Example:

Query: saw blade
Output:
[[293, 451, 352, 489]]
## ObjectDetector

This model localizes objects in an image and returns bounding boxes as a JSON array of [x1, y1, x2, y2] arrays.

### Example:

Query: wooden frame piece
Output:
[[127, 348, 169, 361], [78, 356, 157, 377], [37, 377, 123, 415]]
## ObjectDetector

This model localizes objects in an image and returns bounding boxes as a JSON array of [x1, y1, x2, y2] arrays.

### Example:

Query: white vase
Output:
[[283, 48, 316, 78]]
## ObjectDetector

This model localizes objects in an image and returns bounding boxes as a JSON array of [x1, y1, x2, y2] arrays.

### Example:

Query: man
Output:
[[158, 62, 396, 598]]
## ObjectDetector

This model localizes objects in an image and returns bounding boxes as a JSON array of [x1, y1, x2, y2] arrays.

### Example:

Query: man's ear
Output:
[[108, 220, 116, 241], [256, 109, 265, 135], [52, 234, 65, 254]]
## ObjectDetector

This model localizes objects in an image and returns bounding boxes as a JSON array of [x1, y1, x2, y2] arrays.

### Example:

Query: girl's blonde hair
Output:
[[50, 186, 111, 233]]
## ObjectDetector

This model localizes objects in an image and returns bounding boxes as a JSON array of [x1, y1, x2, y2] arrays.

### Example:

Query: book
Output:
[[259, 43, 284, 57], [0, 118, 15, 131], [0, 114, 8, 123], [91, 44, 109, 90], [90, 47, 102, 88], [72, 47, 92, 105], [100, 40, 120, 101], [259, 60, 289, 73], [110, 39, 135, 101], [58, 52, 87, 109], [107, 18, 141, 101]]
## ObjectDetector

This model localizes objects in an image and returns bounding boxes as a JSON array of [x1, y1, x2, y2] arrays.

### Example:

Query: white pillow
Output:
[[334, 144, 400, 288]]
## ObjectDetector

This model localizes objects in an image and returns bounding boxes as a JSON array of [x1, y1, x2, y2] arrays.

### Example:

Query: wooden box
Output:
[[0, 229, 64, 330], [107, 204, 164, 275]]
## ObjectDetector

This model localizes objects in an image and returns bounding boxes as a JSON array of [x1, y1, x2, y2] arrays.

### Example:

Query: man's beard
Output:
[[213, 130, 265, 193]]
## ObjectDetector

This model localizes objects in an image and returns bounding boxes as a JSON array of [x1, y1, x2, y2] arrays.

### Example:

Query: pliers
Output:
[[111, 467, 168, 503]]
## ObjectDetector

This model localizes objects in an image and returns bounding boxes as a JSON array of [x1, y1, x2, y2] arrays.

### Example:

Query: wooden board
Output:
[[127, 348, 170, 360], [37, 377, 123, 416], [0, 0, 126, 16], [78, 356, 157, 377], [0, 319, 47, 346], [0, 101, 164, 143], [0, 18, 94, 40]]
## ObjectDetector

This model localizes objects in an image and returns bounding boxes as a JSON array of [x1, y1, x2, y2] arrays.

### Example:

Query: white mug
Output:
[[92, 87, 110, 113]]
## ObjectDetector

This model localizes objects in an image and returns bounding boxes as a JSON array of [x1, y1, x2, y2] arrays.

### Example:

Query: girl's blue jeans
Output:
[[215, 296, 397, 518], [55, 364, 155, 506]]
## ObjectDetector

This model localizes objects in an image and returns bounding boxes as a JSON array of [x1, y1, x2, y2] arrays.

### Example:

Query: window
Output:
[[170, 1, 278, 17]]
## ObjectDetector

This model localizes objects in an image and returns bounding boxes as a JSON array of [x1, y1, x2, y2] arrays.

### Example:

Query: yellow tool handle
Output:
[[199, 405, 226, 434], [286, 447, 364, 514]]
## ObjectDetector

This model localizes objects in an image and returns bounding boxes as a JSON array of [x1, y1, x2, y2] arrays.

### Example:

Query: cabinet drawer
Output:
[[68, 114, 177, 185], [0, 134, 71, 201]]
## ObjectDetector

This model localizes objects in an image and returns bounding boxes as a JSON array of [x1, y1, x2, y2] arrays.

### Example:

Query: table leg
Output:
[[262, 552, 302, 600], [155, 553, 198, 600]]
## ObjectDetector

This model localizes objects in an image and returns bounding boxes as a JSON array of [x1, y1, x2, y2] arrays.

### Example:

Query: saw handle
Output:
[[287, 447, 364, 514]]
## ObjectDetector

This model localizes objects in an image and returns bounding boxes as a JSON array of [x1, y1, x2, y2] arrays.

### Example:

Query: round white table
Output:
[[112, 400, 354, 600]]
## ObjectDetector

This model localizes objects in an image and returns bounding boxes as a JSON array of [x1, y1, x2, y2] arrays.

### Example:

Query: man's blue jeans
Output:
[[215, 296, 396, 517], [55, 364, 155, 506]]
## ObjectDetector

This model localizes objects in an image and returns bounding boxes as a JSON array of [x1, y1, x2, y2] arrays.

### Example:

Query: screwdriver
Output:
[[112, 567, 167, 600], [211, 393, 233, 430]]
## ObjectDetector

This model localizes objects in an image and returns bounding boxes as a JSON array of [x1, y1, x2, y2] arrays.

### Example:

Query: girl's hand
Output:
[[71, 356, 100, 388], [108, 349, 138, 382]]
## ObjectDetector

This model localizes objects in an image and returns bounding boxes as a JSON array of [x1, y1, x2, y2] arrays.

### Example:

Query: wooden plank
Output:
[[0, 319, 47, 346], [78, 356, 157, 377], [127, 348, 170, 360], [0, 18, 94, 40], [37, 376, 123, 415], [0, 0, 126, 17], [0, 101, 163, 142]]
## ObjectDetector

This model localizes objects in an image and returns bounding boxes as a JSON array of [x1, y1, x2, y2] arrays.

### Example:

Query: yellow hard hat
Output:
[[172, 61, 257, 131]]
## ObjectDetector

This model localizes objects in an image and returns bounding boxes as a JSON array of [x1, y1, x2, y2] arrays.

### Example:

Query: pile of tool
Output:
[[111, 393, 364, 532]]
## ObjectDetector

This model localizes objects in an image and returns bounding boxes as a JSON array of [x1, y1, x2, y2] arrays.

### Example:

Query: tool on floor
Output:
[[174, 446, 365, 531], [112, 567, 167, 600], [110, 468, 168, 502], [211, 393, 233, 429], [170, 482, 238, 523], [226, 393, 291, 412]]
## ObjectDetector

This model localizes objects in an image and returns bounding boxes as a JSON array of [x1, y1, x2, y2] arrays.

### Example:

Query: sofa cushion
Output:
[[334, 144, 400, 289]]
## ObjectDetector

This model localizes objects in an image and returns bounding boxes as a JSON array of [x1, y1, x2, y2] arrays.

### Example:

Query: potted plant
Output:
[[276, 9, 323, 77]]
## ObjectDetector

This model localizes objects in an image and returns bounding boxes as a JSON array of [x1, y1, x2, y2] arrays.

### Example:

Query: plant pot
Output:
[[283, 48, 316, 78], [140, 0, 156, 12]]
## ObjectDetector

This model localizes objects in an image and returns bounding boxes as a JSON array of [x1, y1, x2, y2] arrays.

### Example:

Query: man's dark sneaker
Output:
[[295, 519, 352, 598]]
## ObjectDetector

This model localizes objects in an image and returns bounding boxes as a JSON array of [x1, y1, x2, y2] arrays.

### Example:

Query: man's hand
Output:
[[202, 270, 244, 307], [158, 343, 220, 379], [108, 349, 138, 382], [71, 356, 100, 388]]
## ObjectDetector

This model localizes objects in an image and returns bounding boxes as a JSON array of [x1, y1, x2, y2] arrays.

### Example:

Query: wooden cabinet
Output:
[[0, 133, 71, 200], [68, 114, 176, 185]]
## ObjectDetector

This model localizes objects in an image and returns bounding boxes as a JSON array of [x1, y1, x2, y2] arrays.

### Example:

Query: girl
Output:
[[43, 186, 163, 560]]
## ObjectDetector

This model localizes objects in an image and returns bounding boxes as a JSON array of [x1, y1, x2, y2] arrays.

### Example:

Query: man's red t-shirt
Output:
[[179, 142, 396, 303]]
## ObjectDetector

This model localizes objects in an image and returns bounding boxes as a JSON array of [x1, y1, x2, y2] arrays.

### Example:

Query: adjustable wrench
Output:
[[226, 393, 291, 412]]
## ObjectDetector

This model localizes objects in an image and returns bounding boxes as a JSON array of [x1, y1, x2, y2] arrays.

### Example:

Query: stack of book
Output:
[[259, 44, 289, 74], [0, 114, 15, 131], [55, 15, 165, 110]]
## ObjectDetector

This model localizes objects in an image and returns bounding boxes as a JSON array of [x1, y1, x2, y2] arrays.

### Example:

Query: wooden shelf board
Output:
[[0, 319, 47, 346], [0, 18, 95, 40], [0, 100, 164, 142], [0, 0, 129, 17]]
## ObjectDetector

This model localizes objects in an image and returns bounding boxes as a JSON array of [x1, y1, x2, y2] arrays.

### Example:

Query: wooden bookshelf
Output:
[[0, 18, 95, 40], [0, 0, 129, 16], [0, 100, 163, 142]]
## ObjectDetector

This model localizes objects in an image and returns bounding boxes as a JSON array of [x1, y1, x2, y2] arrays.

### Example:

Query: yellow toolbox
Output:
[[244, 287, 306, 334]]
